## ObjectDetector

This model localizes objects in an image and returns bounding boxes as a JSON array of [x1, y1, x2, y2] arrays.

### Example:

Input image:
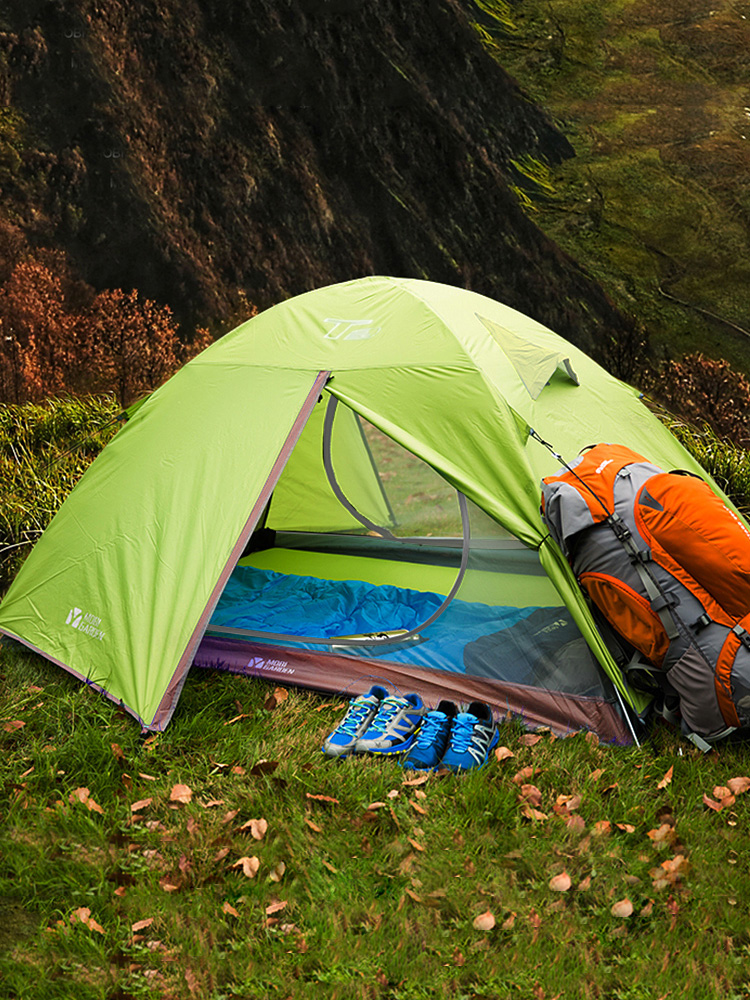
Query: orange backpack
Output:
[[541, 443, 750, 743]]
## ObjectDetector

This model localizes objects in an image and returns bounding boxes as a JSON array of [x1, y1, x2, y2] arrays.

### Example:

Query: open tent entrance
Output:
[[195, 393, 629, 740]]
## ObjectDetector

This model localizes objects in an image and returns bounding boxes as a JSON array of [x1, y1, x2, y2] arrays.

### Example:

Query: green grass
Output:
[[3, 643, 750, 998], [0, 396, 120, 591]]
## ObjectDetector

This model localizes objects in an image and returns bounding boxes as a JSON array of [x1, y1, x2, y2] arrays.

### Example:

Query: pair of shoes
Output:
[[322, 686, 424, 758], [403, 700, 499, 773]]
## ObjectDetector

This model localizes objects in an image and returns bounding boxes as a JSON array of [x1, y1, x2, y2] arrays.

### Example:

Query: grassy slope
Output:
[[2, 645, 750, 999], [480, 0, 750, 373]]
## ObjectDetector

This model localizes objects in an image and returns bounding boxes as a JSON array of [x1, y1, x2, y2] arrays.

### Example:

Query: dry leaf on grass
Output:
[[2, 720, 24, 732], [169, 783, 193, 804], [222, 902, 239, 917], [266, 900, 287, 915], [239, 817, 268, 840], [130, 798, 153, 813], [472, 910, 495, 931], [69, 787, 104, 814], [231, 856, 260, 878], [611, 898, 633, 919], [549, 871, 572, 892], [306, 793, 339, 805], [304, 818, 323, 833], [521, 733, 543, 747], [131, 918, 154, 933], [269, 862, 286, 883], [657, 766, 673, 790], [727, 776, 750, 795]]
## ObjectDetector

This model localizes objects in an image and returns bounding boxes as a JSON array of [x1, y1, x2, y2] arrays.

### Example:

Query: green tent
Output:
[[0, 277, 720, 739]]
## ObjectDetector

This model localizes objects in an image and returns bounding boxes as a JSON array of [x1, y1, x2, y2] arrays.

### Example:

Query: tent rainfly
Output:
[[0, 277, 724, 742]]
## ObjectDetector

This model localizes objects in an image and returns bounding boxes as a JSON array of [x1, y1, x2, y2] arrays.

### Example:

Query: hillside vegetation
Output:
[[482, 0, 750, 373]]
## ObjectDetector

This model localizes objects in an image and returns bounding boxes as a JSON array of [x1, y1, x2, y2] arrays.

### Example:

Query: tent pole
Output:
[[613, 683, 641, 747]]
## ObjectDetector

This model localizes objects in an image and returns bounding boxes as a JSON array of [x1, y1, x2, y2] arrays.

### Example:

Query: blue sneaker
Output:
[[354, 693, 425, 755], [402, 701, 457, 770], [321, 685, 388, 757], [439, 702, 499, 773]]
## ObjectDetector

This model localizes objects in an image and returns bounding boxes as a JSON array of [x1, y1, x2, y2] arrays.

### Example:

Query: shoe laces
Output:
[[414, 712, 447, 747], [449, 714, 479, 753], [368, 695, 404, 733], [337, 697, 376, 736]]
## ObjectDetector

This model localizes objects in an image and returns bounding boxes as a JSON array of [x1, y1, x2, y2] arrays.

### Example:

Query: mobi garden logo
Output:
[[322, 318, 382, 341], [66, 607, 107, 641]]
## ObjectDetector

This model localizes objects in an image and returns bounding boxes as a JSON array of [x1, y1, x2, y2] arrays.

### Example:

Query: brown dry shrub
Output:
[[649, 352, 750, 445]]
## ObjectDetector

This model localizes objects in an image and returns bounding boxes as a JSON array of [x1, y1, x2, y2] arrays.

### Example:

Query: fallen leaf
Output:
[[501, 912, 516, 930], [322, 859, 337, 873], [702, 793, 726, 812], [273, 687, 289, 703], [69, 787, 104, 814], [549, 871, 572, 892], [472, 910, 495, 931], [222, 810, 239, 824], [727, 776, 750, 796], [315, 700, 345, 712], [593, 820, 612, 835], [566, 814, 586, 832], [111, 743, 125, 760], [657, 766, 673, 790], [402, 773, 430, 787], [306, 793, 339, 805], [518, 784, 543, 807], [248, 759, 279, 776], [409, 799, 427, 815], [520, 804, 548, 821], [87, 917, 105, 934], [185, 968, 200, 996], [647, 823, 674, 843], [512, 766, 537, 785], [239, 817, 268, 840], [222, 902, 239, 917], [611, 898, 634, 918], [577, 875, 592, 891], [132, 918, 154, 933], [131, 798, 153, 813], [387, 789, 400, 800], [269, 861, 286, 883], [266, 900, 287, 915], [407, 837, 425, 852], [304, 818, 323, 833], [2, 720, 25, 732], [521, 733, 543, 747], [159, 878, 180, 892], [616, 823, 635, 834], [202, 798, 225, 808], [367, 801, 387, 811], [138, 772, 157, 781], [713, 785, 733, 801], [495, 746, 515, 762], [231, 765, 246, 776], [590, 768, 604, 782], [231, 856, 260, 878], [214, 847, 230, 862], [170, 784, 192, 805]]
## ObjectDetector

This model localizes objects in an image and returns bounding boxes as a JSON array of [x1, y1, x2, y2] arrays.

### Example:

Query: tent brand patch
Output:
[[66, 607, 106, 641], [246, 656, 294, 676], [322, 318, 381, 341]]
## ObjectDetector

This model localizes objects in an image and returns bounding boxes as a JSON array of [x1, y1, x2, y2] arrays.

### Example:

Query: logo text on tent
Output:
[[322, 318, 382, 341], [246, 655, 295, 676], [66, 607, 106, 641]]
